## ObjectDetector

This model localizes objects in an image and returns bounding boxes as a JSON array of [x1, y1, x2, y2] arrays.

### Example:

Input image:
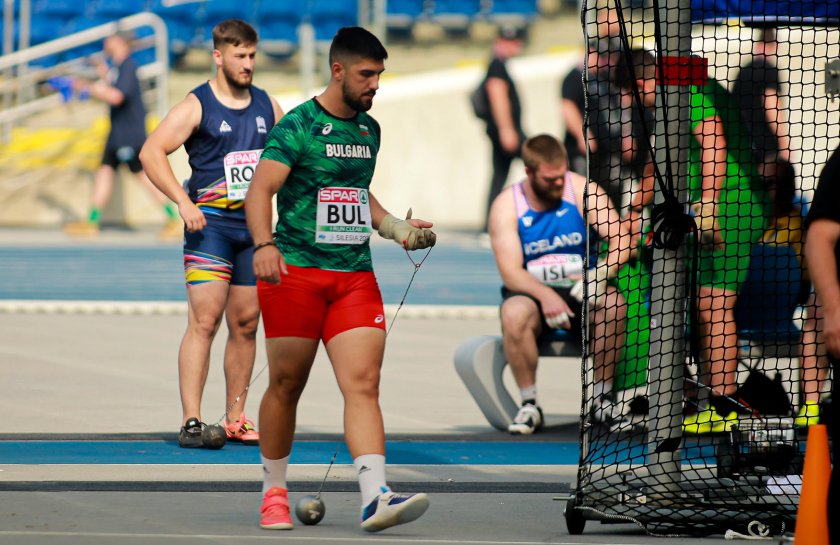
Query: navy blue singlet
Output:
[[184, 82, 276, 224]]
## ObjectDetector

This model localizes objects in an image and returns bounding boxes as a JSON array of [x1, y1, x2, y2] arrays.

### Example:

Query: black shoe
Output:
[[590, 394, 619, 425], [508, 403, 544, 435], [609, 395, 650, 433], [179, 417, 204, 448]]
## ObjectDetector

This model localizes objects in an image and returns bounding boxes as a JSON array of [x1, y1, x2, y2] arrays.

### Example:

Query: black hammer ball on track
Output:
[[295, 495, 325, 525], [201, 424, 226, 449]]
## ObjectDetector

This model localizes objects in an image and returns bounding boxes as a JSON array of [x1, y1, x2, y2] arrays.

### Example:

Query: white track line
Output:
[[0, 531, 631, 545], [0, 300, 499, 319]]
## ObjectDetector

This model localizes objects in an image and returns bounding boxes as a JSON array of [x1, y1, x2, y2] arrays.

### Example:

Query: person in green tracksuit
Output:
[[614, 49, 772, 434], [682, 76, 772, 434]]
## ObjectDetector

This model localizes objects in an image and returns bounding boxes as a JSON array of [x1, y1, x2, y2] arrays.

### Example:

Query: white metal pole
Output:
[[371, 0, 387, 44], [298, 22, 316, 101], [2, 0, 15, 140], [645, 0, 693, 494]]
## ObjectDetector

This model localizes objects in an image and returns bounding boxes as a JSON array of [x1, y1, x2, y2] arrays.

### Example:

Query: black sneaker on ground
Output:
[[508, 403, 544, 435], [609, 395, 650, 433], [179, 417, 204, 448]]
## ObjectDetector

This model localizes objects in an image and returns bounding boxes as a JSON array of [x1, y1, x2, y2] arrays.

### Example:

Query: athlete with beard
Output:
[[140, 19, 283, 448], [245, 26, 435, 532], [488, 134, 632, 434]]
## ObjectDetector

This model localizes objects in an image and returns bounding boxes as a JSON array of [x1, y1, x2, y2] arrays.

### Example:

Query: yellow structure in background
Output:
[[0, 116, 160, 171], [0, 116, 161, 226], [0, 121, 104, 172]]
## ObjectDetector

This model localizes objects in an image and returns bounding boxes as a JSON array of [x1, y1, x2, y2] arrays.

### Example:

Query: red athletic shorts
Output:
[[257, 265, 386, 343]]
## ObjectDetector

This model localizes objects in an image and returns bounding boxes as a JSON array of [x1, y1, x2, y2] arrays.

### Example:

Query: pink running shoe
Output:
[[224, 414, 260, 445], [260, 487, 293, 530]]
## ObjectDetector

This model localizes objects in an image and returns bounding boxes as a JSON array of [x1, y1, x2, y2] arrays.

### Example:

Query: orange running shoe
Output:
[[64, 220, 100, 237], [224, 414, 260, 445], [260, 487, 293, 530]]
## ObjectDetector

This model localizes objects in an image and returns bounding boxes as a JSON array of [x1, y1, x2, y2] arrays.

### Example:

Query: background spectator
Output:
[[477, 25, 527, 234], [64, 32, 180, 240], [731, 28, 790, 166]]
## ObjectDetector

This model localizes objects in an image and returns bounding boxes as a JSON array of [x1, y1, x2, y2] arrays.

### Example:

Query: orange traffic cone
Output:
[[794, 423, 831, 545]]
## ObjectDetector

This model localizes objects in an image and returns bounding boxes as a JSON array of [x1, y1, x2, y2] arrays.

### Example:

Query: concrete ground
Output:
[[0, 226, 741, 544]]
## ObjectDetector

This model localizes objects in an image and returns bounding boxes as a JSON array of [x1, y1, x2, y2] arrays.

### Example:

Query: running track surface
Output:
[[0, 238, 501, 305]]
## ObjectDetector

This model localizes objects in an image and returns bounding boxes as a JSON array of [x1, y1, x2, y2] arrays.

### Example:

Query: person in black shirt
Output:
[[560, 43, 592, 177], [64, 32, 180, 239], [731, 28, 789, 165], [804, 144, 839, 545], [560, 37, 625, 209], [477, 25, 527, 233]]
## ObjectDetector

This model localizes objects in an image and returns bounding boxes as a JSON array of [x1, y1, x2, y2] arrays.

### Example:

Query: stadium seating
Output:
[[310, 0, 359, 43], [386, 0, 428, 37], [129, 25, 158, 66], [32, 0, 89, 20], [430, 0, 483, 32], [150, 0, 203, 65], [254, 1, 307, 59], [202, 0, 256, 42], [26, 16, 65, 66], [486, 0, 539, 28], [60, 17, 105, 62], [88, 0, 146, 20]]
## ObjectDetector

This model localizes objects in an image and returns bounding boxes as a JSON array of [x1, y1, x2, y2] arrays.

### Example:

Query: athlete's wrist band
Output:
[[253, 241, 276, 253]]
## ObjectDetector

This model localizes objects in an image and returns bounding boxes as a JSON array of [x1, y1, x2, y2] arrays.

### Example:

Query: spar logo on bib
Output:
[[319, 187, 364, 204]]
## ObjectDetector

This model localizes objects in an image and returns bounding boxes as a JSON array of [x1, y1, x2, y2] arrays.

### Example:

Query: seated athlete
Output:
[[488, 134, 633, 434]]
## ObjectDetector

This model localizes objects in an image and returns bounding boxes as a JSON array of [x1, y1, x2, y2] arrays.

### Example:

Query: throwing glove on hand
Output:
[[378, 208, 437, 250], [570, 264, 610, 308], [690, 200, 724, 251]]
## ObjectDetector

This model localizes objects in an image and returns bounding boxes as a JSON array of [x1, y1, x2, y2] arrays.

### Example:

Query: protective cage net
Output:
[[570, 0, 839, 536]]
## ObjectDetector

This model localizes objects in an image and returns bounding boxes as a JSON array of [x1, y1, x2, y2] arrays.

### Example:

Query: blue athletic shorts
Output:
[[183, 217, 255, 286]]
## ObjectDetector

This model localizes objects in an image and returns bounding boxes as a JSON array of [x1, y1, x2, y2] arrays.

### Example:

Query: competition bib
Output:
[[315, 187, 373, 244], [224, 149, 262, 201], [526, 253, 583, 288]]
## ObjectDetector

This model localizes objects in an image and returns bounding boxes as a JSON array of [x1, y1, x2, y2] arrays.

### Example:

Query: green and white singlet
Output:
[[260, 99, 381, 272]]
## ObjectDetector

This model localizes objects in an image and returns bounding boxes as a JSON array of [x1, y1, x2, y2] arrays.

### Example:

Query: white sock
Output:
[[519, 384, 537, 404], [354, 453, 387, 508], [261, 454, 289, 495]]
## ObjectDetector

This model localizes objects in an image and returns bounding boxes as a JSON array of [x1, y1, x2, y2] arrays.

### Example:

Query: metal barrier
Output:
[[0, 12, 169, 143]]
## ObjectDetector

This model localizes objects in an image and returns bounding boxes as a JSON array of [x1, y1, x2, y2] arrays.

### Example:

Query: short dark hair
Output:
[[522, 134, 568, 171], [614, 48, 656, 90], [212, 19, 258, 49], [328, 26, 388, 66]]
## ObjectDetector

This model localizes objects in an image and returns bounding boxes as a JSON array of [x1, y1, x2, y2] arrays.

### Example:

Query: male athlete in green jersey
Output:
[[245, 27, 435, 532]]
